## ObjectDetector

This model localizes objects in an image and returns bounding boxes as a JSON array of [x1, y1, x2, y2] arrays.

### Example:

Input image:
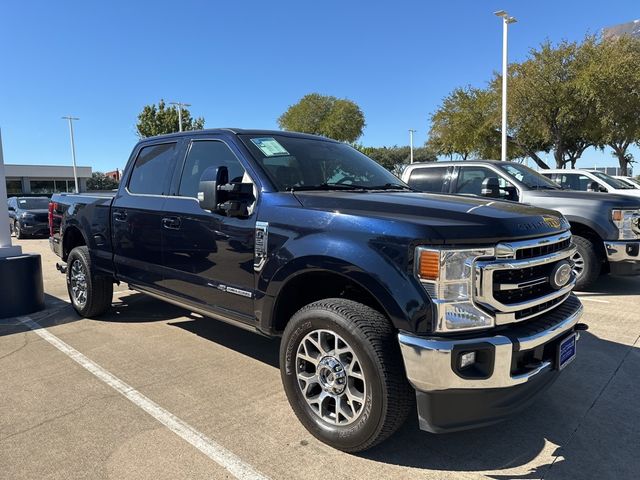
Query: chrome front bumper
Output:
[[605, 241, 640, 275], [398, 295, 583, 392]]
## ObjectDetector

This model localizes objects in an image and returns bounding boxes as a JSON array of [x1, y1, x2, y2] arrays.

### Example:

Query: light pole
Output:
[[494, 10, 517, 162], [62, 116, 80, 192], [409, 129, 417, 163], [169, 101, 191, 132]]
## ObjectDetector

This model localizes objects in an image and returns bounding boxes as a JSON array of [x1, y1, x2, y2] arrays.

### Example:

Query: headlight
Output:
[[20, 212, 35, 220], [415, 247, 495, 333], [612, 209, 640, 240]]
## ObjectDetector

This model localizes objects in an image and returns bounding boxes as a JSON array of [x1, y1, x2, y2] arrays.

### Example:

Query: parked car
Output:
[[402, 160, 640, 289], [50, 129, 586, 452], [541, 169, 640, 198], [614, 176, 640, 189], [7, 196, 51, 239]]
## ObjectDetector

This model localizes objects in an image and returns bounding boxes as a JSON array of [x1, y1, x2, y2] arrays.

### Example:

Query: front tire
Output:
[[14, 221, 24, 239], [572, 235, 601, 290], [280, 298, 413, 452], [66, 246, 113, 317]]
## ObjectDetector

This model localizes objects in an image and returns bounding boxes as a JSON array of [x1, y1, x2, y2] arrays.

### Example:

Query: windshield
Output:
[[239, 135, 409, 191], [591, 171, 635, 189], [497, 163, 560, 190], [17, 198, 50, 209], [616, 177, 640, 189]]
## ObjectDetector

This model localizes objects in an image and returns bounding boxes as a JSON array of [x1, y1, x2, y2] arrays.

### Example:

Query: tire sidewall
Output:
[[66, 248, 91, 315], [573, 235, 598, 289], [281, 309, 386, 451]]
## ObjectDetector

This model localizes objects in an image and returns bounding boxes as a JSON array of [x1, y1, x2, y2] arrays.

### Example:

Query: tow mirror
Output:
[[198, 166, 228, 212], [198, 166, 255, 217], [481, 177, 501, 198]]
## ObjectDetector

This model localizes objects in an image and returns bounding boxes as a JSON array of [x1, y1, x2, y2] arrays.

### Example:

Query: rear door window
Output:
[[407, 167, 449, 193], [128, 142, 178, 195]]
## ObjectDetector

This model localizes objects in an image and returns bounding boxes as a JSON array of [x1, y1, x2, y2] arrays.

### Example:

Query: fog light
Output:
[[459, 351, 476, 369]]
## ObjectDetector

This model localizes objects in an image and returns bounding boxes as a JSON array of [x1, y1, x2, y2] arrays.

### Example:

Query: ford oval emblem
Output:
[[550, 261, 572, 290]]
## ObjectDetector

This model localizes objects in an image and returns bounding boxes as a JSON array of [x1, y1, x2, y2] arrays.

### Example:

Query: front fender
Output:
[[257, 234, 433, 334]]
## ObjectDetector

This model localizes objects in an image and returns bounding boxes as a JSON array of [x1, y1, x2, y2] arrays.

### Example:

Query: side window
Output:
[[455, 167, 493, 195], [558, 174, 593, 191], [408, 167, 449, 193], [128, 143, 178, 195], [178, 140, 247, 198], [455, 167, 516, 200]]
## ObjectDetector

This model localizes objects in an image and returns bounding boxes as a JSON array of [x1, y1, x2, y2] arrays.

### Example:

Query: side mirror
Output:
[[198, 166, 228, 212], [481, 177, 501, 198], [198, 166, 255, 217], [8, 206, 15, 212], [587, 181, 605, 193]]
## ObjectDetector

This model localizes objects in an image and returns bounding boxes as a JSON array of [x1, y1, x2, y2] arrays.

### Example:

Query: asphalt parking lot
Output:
[[1, 238, 639, 480]]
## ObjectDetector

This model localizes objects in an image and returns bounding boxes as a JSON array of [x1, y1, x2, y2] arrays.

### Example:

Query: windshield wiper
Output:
[[364, 183, 415, 191], [289, 183, 368, 192]]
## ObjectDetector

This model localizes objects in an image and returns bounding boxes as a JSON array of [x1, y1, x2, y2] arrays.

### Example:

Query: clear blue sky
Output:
[[0, 0, 638, 172]]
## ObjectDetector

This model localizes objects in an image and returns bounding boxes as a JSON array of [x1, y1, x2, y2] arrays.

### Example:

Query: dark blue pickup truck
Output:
[[50, 129, 585, 452]]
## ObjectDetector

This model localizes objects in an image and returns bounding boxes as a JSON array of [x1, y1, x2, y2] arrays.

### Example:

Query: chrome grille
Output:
[[475, 232, 576, 325]]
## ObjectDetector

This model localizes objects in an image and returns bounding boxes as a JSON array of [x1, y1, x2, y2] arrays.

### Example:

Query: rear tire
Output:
[[572, 235, 601, 290], [14, 221, 24, 239], [66, 246, 113, 317], [280, 298, 413, 452]]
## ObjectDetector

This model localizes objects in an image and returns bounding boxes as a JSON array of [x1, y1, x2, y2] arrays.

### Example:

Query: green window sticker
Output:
[[251, 137, 290, 157]]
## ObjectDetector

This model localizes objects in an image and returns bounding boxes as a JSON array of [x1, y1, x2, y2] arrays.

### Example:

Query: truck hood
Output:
[[293, 191, 569, 243]]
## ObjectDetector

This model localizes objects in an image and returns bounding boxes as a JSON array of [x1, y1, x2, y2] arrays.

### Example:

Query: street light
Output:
[[169, 101, 191, 132], [62, 116, 80, 193], [494, 10, 517, 162], [409, 129, 417, 163]]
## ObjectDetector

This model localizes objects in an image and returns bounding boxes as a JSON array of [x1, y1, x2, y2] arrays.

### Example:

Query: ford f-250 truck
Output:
[[50, 129, 586, 452], [402, 160, 640, 289]]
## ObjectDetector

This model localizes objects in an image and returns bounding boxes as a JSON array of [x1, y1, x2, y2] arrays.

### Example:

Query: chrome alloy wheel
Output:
[[572, 250, 585, 279], [70, 259, 88, 307], [296, 329, 366, 426]]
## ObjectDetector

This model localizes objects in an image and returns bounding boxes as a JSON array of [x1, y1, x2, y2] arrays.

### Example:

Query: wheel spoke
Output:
[[295, 328, 367, 426]]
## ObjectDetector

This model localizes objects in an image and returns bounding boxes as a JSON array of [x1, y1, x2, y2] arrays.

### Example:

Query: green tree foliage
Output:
[[427, 36, 640, 170], [136, 99, 205, 138], [354, 145, 436, 174], [427, 86, 503, 161], [278, 93, 365, 143], [87, 172, 119, 191], [506, 39, 597, 169], [577, 35, 640, 176]]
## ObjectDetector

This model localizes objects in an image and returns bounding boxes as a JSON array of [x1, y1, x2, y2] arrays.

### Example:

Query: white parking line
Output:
[[576, 297, 610, 304], [19, 315, 270, 480]]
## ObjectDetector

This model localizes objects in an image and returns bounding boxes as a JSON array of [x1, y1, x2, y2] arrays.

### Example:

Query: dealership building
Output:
[[5, 164, 92, 195]]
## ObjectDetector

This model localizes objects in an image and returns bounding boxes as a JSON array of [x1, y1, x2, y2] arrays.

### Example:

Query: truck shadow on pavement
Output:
[[31, 291, 636, 479], [574, 274, 640, 296]]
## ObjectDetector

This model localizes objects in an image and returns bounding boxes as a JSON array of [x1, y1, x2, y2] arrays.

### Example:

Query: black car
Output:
[[8, 196, 50, 239]]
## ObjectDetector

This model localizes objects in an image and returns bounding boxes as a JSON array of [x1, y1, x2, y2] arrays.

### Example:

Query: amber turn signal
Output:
[[612, 210, 623, 222], [418, 250, 440, 281]]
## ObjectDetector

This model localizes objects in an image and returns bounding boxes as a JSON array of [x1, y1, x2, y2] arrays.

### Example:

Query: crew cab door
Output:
[[160, 137, 258, 320], [111, 141, 181, 288]]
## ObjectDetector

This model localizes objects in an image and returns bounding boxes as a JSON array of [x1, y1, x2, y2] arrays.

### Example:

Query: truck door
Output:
[[160, 137, 257, 320], [111, 141, 180, 288]]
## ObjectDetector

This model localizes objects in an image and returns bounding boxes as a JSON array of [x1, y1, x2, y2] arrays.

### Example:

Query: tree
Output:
[[427, 86, 514, 162], [87, 172, 119, 191], [354, 145, 436, 174], [505, 39, 598, 169], [278, 93, 365, 142], [577, 35, 640, 176], [136, 99, 205, 138]]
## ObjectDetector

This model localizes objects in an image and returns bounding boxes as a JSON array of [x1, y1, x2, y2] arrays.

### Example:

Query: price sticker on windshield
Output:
[[251, 137, 290, 157]]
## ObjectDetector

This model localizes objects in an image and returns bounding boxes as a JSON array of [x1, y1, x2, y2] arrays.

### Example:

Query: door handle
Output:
[[113, 210, 127, 222], [162, 216, 181, 230]]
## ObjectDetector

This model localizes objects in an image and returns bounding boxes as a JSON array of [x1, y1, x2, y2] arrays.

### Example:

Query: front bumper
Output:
[[398, 294, 583, 433], [17, 220, 49, 236], [605, 240, 640, 275]]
